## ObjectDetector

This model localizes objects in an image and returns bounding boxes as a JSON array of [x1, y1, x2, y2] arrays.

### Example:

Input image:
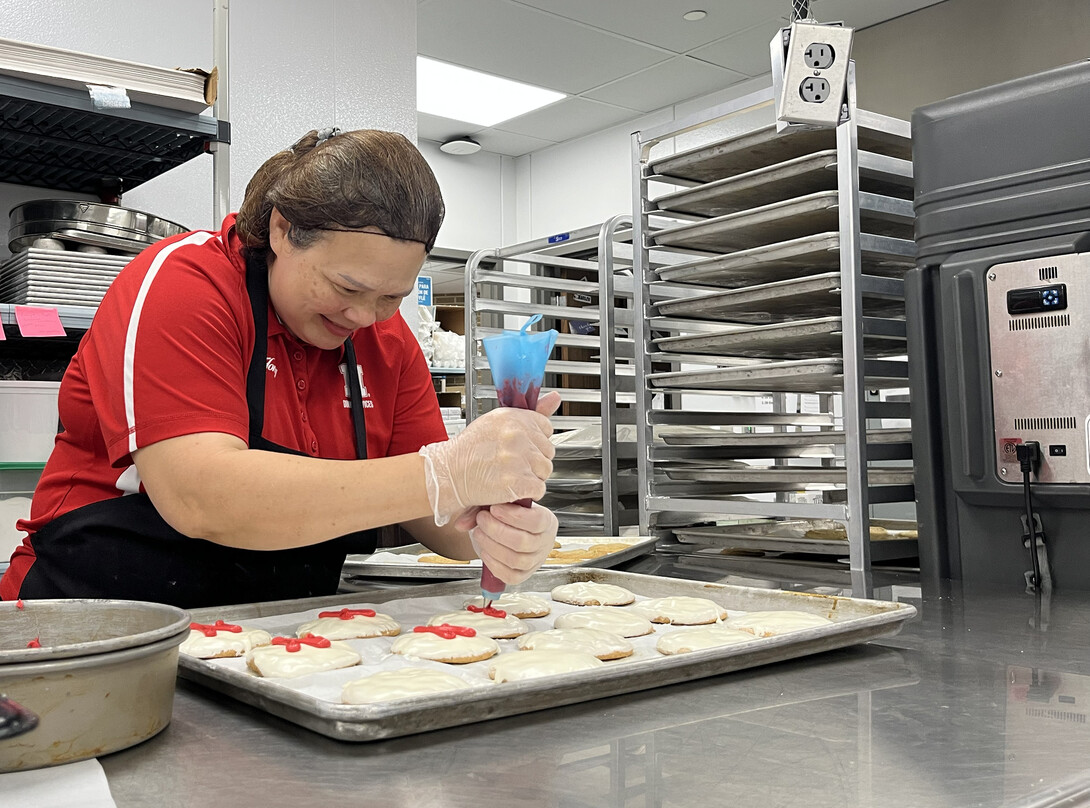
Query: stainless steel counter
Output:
[[99, 560, 1090, 808]]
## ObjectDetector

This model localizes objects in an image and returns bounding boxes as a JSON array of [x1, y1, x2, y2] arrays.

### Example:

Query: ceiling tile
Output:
[[585, 55, 750, 112], [492, 96, 639, 143], [815, 0, 949, 30], [691, 18, 785, 77], [417, 112, 486, 145], [417, 0, 672, 94], [511, 0, 773, 53], [473, 129, 559, 157]]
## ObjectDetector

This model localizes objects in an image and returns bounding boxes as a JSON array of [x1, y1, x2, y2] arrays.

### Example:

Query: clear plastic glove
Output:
[[465, 501, 559, 586], [419, 391, 561, 526]]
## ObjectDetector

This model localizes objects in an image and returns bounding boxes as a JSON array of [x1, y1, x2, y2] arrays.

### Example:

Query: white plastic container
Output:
[[0, 381, 60, 463]]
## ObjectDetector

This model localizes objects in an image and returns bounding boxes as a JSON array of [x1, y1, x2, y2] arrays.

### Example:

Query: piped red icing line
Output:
[[271, 634, 331, 653], [26, 638, 41, 648], [413, 624, 477, 639], [466, 604, 508, 618], [496, 379, 541, 410], [190, 619, 243, 637], [15, 599, 24, 610], [317, 608, 377, 620]]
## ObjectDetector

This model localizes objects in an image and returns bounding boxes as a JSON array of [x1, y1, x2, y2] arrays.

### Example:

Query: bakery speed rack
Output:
[[464, 217, 645, 537], [629, 65, 917, 598]]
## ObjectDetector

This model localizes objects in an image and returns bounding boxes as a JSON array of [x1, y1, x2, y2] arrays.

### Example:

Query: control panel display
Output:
[[1006, 283, 1067, 314]]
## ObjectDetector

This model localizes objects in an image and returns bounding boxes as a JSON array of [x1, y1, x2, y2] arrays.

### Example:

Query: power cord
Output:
[[1015, 441, 1052, 592]]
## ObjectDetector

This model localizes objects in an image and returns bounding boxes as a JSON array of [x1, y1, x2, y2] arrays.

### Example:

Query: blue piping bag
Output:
[[479, 314, 559, 605]]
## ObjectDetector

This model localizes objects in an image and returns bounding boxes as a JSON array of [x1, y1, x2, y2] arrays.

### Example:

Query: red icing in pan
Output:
[[271, 634, 331, 653], [26, 638, 41, 648], [413, 624, 477, 639], [317, 608, 377, 620], [190, 620, 243, 637], [15, 599, 24, 610], [466, 604, 507, 618]]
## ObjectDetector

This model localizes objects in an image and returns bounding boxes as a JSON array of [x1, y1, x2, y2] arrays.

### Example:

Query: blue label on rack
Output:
[[416, 276, 433, 306], [547, 232, 571, 244]]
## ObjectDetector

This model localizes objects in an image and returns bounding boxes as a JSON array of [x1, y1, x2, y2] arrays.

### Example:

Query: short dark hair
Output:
[[236, 129, 445, 258]]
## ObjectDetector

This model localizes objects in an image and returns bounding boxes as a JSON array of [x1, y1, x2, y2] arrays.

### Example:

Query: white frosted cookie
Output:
[[551, 582, 635, 607], [630, 596, 727, 626], [427, 609, 528, 639], [296, 607, 400, 640], [726, 610, 834, 637], [246, 636, 361, 678], [180, 620, 272, 659], [553, 607, 654, 637], [489, 650, 604, 683], [391, 625, 500, 664], [517, 627, 633, 660], [656, 626, 756, 655], [342, 668, 470, 704], [463, 592, 551, 619]]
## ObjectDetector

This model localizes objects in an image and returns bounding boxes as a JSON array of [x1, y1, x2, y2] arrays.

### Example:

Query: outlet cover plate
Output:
[[776, 21, 854, 128]]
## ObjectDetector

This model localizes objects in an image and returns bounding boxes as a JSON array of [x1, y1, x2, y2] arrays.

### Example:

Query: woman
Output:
[[0, 127, 559, 608]]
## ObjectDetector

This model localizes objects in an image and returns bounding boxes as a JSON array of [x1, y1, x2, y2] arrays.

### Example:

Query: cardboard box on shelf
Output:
[[434, 306, 465, 336]]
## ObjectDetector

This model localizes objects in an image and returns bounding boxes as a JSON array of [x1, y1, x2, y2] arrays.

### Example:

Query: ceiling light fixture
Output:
[[417, 56, 566, 127], [439, 137, 482, 156], [682, 9, 707, 21]]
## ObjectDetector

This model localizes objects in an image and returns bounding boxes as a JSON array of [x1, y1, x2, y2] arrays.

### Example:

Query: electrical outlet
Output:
[[775, 21, 854, 128]]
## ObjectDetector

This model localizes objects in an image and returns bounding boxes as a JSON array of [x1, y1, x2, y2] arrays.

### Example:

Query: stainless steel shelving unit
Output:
[[464, 217, 640, 536], [630, 69, 917, 597]]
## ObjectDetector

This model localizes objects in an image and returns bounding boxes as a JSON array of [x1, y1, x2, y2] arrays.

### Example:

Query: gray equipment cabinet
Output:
[[464, 217, 640, 537], [630, 69, 918, 597]]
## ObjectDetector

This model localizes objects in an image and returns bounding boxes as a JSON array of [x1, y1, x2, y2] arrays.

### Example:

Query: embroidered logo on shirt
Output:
[[339, 362, 374, 409], [266, 356, 278, 377]]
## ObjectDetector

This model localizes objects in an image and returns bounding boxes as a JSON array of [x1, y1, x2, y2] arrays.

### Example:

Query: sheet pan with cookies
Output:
[[178, 568, 916, 742], [342, 534, 657, 579]]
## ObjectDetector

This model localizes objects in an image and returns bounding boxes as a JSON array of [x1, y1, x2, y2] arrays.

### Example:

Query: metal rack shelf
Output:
[[630, 74, 917, 598], [465, 217, 639, 536]]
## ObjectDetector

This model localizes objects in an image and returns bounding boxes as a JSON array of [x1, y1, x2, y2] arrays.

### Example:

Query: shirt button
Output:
[[293, 350, 303, 361], [296, 379, 306, 391], [310, 440, 318, 453], [301, 412, 308, 422]]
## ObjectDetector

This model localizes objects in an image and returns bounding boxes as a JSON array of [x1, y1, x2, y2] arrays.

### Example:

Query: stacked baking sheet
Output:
[[546, 425, 640, 534], [0, 248, 129, 306], [0, 37, 210, 113]]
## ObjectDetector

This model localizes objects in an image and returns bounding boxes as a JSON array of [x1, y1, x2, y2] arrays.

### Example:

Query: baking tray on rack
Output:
[[652, 191, 914, 253], [177, 567, 917, 742], [661, 466, 914, 486], [647, 358, 908, 393], [658, 428, 912, 448], [653, 316, 906, 360], [655, 273, 905, 323], [672, 519, 918, 560], [342, 535, 657, 579], [649, 117, 912, 183], [654, 233, 914, 287], [652, 150, 913, 218]]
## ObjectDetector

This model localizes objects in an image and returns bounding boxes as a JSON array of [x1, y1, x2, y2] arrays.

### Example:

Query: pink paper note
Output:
[[14, 306, 66, 337]]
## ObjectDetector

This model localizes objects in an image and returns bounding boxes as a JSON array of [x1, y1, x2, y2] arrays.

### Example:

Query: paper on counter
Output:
[[0, 758, 116, 808]]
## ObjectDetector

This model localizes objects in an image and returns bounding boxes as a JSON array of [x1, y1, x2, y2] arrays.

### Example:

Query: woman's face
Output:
[[267, 208, 426, 349]]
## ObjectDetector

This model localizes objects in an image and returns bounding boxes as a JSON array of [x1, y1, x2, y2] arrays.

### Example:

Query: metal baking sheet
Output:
[[647, 358, 908, 393], [341, 536, 657, 579], [653, 191, 915, 253], [178, 568, 917, 742], [655, 273, 905, 323], [653, 316, 906, 360], [661, 466, 914, 486], [654, 232, 914, 287], [658, 428, 912, 448], [652, 150, 912, 218], [672, 519, 918, 560], [649, 116, 912, 183]]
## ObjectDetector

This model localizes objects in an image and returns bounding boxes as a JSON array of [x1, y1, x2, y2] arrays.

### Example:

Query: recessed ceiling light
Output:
[[417, 56, 566, 127], [682, 9, 707, 21], [439, 137, 482, 156]]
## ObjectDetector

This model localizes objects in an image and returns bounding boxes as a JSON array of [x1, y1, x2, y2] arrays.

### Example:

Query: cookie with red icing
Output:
[[180, 620, 273, 659], [390, 624, 500, 664], [246, 634, 361, 678], [295, 607, 400, 640]]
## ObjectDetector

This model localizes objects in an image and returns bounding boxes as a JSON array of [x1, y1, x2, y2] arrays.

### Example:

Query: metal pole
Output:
[[597, 215, 630, 536], [631, 133, 655, 536], [212, 0, 230, 221], [463, 249, 495, 424]]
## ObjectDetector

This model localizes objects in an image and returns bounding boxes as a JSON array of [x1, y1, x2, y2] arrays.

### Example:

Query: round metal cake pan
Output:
[[0, 599, 189, 772], [9, 199, 188, 254]]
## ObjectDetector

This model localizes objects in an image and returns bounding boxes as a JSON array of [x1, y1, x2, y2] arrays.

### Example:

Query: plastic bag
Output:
[[481, 314, 558, 410]]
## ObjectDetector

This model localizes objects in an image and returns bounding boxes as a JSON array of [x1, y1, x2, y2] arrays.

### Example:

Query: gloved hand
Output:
[[465, 501, 559, 586], [419, 391, 561, 526]]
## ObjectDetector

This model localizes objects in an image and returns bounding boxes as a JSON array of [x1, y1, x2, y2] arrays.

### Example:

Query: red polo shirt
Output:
[[1, 214, 446, 599]]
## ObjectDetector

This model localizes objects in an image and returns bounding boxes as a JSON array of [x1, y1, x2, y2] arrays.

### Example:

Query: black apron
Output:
[[18, 255, 378, 608]]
